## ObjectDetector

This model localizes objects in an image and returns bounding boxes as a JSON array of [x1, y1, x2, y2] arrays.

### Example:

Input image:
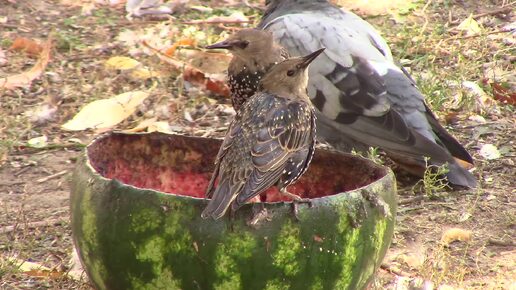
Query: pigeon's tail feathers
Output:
[[445, 162, 477, 188], [424, 105, 474, 164]]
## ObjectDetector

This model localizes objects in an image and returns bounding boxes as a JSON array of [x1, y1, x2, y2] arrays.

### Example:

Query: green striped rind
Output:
[[71, 137, 396, 290]]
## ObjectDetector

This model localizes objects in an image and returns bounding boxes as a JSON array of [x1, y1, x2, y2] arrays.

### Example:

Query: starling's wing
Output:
[[232, 99, 315, 209], [202, 120, 249, 219], [205, 121, 242, 199], [203, 93, 312, 219], [261, 12, 476, 187]]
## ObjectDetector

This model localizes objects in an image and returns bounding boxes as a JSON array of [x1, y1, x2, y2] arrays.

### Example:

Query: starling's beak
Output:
[[205, 40, 233, 50], [298, 48, 326, 69]]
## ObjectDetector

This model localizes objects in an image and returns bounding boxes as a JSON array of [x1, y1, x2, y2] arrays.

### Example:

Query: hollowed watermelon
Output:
[[71, 132, 396, 290]]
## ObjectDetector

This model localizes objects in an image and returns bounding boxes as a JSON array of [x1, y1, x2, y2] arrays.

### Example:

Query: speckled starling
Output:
[[258, 0, 476, 187], [201, 48, 325, 220], [206, 29, 289, 111]]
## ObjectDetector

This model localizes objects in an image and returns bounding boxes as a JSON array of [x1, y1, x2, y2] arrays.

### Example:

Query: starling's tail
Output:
[[201, 179, 236, 220]]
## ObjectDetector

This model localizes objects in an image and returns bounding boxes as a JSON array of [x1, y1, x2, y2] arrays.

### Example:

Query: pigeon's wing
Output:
[[263, 14, 427, 143], [232, 98, 315, 209], [262, 13, 476, 187], [259, 1, 393, 61]]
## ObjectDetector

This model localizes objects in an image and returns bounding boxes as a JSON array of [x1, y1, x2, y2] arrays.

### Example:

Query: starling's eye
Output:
[[286, 69, 295, 77], [238, 40, 249, 49]]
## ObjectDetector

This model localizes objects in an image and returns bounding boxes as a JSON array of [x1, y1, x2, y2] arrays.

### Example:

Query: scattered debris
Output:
[[479, 144, 502, 160]]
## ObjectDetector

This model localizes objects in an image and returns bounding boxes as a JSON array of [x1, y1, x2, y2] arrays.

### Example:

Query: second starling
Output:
[[201, 48, 325, 220], [206, 29, 289, 111]]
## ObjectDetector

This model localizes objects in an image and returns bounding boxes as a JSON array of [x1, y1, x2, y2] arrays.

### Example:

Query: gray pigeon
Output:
[[258, 0, 477, 188]]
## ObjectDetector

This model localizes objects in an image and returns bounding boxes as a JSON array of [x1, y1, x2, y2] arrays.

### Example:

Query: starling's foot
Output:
[[228, 208, 237, 231], [247, 204, 271, 228], [280, 188, 311, 204], [290, 199, 313, 221], [291, 202, 301, 221], [280, 188, 313, 221]]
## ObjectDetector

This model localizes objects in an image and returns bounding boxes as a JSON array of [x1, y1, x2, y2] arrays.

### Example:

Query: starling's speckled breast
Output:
[[228, 48, 289, 111], [228, 67, 265, 111]]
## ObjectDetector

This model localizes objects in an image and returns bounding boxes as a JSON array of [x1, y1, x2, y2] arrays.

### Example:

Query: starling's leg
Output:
[[228, 207, 237, 231], [280, 187, 311, 221], [247, 203, 270, 228]]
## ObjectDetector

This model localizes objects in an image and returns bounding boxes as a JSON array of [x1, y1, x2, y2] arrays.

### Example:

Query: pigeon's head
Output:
[[260, 48, 325, 98], [205, 29, 275, 60]]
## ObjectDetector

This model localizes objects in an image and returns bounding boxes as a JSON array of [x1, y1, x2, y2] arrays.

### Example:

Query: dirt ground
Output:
[[0, 0, 514, 289]]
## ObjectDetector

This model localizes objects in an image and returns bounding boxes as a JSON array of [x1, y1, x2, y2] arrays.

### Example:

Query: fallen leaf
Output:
[[130, 67, 161, 79], [334, 0, 420, 16], [9, 37, 43, 56], [190, 5, 212, 13], [123, 117, 158, 132], [126, 0, 173, 18], [6, 257, 50, 272], [96, 0, 126, 5], [24, 269, 64, 279], [105, 56, 141, 70], [183, 11, 249, 24], [105, 56, 159, 80], [0, 36, 52, 90], [490, 82, 516, 105], [468, 114, 487, 123], [6, 256, 65, 278], [179, 50, 231, 74], [479, 144, 501, 160], [462, 81, 497, 112], [61, 91, 150, 131], [142, 40, 230, 96], [183, 67, 230, 97], [441, 228, 472, 245], [68, 138, 85, 144], [458, 212, 472, 223], [0, 48, 7, 66], [443, 111, 459, 124], [147, 121, 173, 133], [164, 38, 196, 56], [27, 136, 48, 148], [457, 14, 482, 35], [68, 248, 86, 281], [437, 284, 456, 290], [81, 2, 96, 15]]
